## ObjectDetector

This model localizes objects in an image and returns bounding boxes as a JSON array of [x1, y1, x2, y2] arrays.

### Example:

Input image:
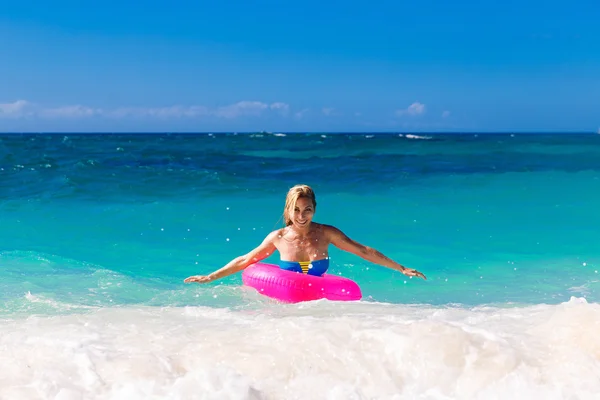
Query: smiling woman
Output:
[[183, 184, 426, 287]]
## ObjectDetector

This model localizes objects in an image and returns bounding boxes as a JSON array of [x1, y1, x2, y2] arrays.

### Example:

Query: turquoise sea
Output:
[[1, 132, 599, 399]]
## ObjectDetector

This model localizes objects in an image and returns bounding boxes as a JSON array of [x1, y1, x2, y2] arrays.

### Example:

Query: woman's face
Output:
[[292, 197, 315, 228]]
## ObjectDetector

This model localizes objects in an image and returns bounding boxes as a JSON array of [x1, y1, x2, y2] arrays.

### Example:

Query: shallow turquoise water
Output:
[[1, 132, 599, 313]]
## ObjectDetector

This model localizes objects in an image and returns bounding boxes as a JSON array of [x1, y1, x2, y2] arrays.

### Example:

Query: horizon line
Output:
[[0, 131, 598, 135]]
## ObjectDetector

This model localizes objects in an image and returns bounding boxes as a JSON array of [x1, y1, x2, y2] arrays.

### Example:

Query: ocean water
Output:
[[1, 132, 599, 399]]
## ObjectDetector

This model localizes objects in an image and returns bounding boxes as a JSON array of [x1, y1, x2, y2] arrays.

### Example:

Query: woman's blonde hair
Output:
[[283, 184, 317, 226]]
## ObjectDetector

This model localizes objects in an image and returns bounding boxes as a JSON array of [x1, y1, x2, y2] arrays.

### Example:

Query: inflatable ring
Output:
[[242, 262, 362, 303]]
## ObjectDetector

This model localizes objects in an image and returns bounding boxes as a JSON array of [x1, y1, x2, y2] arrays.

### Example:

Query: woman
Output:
[[184, 184, 426, 284]]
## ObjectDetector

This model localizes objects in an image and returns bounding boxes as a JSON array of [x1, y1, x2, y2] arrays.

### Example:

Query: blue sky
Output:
[[1, 0, 598, 132]]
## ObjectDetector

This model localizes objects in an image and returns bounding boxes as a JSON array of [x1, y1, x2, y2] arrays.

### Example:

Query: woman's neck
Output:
[[288, 222, 312, 236]]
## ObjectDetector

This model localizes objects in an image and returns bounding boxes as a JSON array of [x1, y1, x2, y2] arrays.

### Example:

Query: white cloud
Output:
[[40, 105, 102, 118], [294, 108, 310, 120], [214, 101, 270, 118], [442, 110, 451, 118], [0, 100, 291, 120], [109, 105, 210, 119], [0, 100, 33, 118], [214, 101, 290, 118], [395, 102, 426, 117], [270, 102, 290, 116]]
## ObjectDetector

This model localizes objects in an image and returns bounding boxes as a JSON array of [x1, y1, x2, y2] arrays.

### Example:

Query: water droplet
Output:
[[226, 238, 230, 241], [161, 228, 164, 231], [583, 262, 587, 266]]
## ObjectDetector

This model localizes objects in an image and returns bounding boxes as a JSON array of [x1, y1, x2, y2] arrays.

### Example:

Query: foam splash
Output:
[[405, 134, 432, 140], [1, 297, 599, 399]]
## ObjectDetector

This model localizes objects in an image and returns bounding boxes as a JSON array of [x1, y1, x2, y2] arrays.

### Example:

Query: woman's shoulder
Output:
[[265, 227, 287, 240], [314, 223, 343, 237]]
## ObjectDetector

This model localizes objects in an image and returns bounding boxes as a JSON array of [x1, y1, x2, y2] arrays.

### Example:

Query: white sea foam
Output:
[[405, 134, 432, 140], [1, 297, 599, 399]]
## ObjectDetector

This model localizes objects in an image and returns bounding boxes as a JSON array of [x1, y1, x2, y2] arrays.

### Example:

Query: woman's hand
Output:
[[184, 275, 214, 284], [401, 268, 427, 280]]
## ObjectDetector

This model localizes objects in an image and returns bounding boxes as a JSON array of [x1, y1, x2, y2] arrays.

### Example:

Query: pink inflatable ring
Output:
[[242, 262, 362, 303]]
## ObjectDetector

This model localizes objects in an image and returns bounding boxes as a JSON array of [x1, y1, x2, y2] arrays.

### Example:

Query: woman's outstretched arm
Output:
[[326, 225, 426, 280], [184, 231, 278, 284]]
